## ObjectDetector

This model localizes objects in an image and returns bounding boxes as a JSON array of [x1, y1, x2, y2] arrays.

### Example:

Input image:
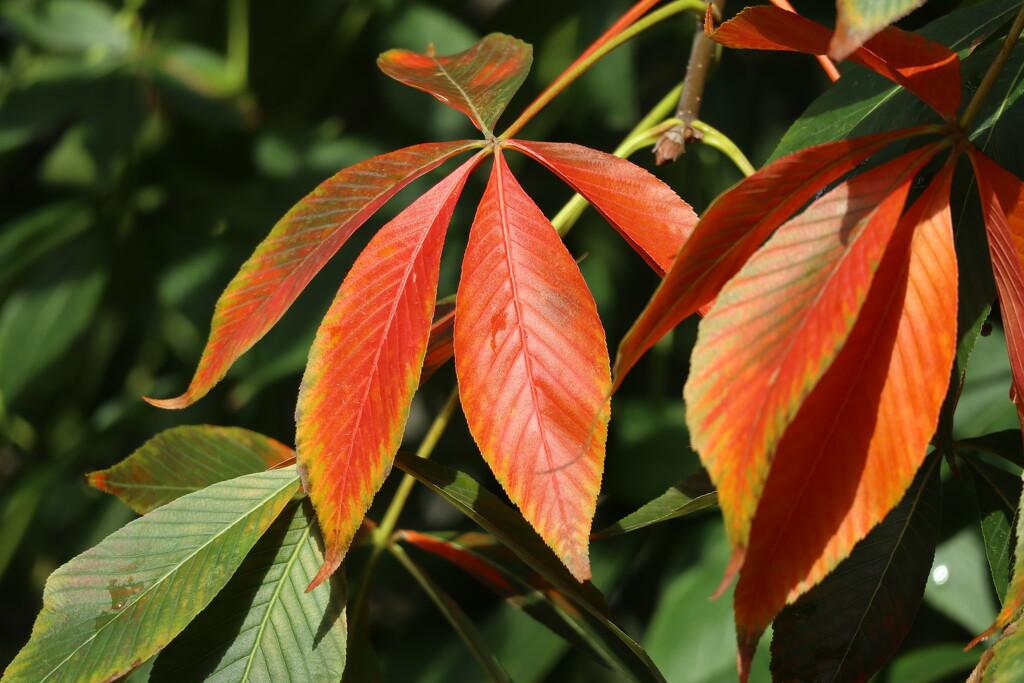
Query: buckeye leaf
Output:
[[613, 126, 932, 387], [506, 140, 699, 274], [769, 455, 942, 682], [378, 33, 531, 137], [709, 6, 960, 120], [150, 501, 346, 682], [832, 0, 930, 60], [731, 160, 956, 666], [2, 468, 300, 683], [146, 140, 479, 409], [297, 155, 479, 590], [455, 150, 611, 583], [685, 145, 936, 585], [86, 425, 294, 514]]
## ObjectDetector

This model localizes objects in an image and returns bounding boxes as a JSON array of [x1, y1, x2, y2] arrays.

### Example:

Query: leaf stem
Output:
[[500, 0, 708, 139], [959, 5, 1024, 130], [226, 0, 249, 91], [347, 387, 461, 635], [654, 0, 724, 163]]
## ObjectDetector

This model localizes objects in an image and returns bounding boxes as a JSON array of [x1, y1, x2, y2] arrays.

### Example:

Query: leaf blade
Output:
[[2, 468, 300, 683], [297, 156, 478, 590], [147, 140, 478, 409], [832, 0, 929, 60], [378, 34, 532, 136], [455, 151, 611, 582]]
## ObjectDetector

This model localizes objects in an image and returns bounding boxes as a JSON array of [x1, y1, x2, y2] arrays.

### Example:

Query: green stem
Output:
[[500, 0, 708, 139], [347, 388, 461, 634], [689, 119, 755, 176], [959, 5, 1024, 130]]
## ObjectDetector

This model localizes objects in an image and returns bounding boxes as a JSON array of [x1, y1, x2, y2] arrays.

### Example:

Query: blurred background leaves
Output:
[[0, 0, 1015, 680]]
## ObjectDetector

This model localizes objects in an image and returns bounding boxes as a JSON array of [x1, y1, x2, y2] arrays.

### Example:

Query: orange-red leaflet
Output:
[[297, 154, 480, 591], [708, 5, 961, 120], [147, 140, 480, 410], [455, 149, 611, 582], [685, 143, 940, 583], [731, 160, 957, 678]]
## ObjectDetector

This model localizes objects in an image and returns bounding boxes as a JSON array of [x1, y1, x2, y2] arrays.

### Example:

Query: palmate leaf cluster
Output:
[[3, 1, 1024, 682]]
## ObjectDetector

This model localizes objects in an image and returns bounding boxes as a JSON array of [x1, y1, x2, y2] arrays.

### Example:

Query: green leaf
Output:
[[924, 524, 1000, 635], [2, 468, 300, 683], [769, 0, 1024, 161], [769, 456, 942, 682], [963, 455, 1021, 601], [150, 501, 346, 682], [959, 431, 1024, 468], [394, 452, 666, 683], [0, 202, 92, 294], [594, 470, 717, 538], [3, 0, 132, 58], [87, 425, 296, 514], [873, 643, 980, 682]]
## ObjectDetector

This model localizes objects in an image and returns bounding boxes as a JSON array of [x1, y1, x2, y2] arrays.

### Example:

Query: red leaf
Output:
[[709, 6, 960, 120], [684, 145, 937, 586], [455, 150, 611, 582], [398, 530, 520, 596], [732, 161, 957, 672], [613, 126, 932, 387], [378, 34, 532, 137], [297, 156, 479, 590], [968, 149, 1024, 647], [506, 140, 698, 274], [146, 140, 478, 410]]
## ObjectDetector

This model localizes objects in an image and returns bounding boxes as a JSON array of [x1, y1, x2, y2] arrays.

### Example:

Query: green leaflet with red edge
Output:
[[832, 0, 929, 60], [613, 126, 933, 388], [297, 156, 479, 591], [146, 140, 479, 410], [455, 150, 611, 583], [967, 149, 1024, 648], [684, 145, 936, 590], [709, 5, 961, 120], [729, 159, 957, 676], [378, 34, 531, 137], [506, 140, 699, 275], [86, 425, 294, 514]]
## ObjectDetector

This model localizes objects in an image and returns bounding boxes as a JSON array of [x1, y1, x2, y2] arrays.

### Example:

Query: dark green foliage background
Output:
[[0, 0, 1015, 680]]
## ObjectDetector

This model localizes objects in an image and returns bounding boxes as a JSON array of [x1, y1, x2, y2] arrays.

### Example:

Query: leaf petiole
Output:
[[959, 5, 1024, 130]]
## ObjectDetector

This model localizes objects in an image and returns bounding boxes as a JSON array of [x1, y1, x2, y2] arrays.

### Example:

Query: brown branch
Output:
[[655, 0, 725, 164]]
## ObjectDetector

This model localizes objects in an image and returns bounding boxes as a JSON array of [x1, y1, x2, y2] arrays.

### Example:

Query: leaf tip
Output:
[[142, 394, 193, 410], [711, 547, 744, 600], [306, 550, 343, 593]]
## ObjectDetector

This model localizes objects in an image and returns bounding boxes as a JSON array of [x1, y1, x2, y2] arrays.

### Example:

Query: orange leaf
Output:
[[455, 150, 610, 582], [297, 156, 479, 590], [967, 149, 1024, 647], [684, 145, 937, 583], [506, 140, 699, 274], [709, 6, 960, 119], [614, 126, 932, 387], [378, 34, 532, 137], [732, 161, 957, 674], [147, 140, 479, 410], [420, 298, 457, 384]]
